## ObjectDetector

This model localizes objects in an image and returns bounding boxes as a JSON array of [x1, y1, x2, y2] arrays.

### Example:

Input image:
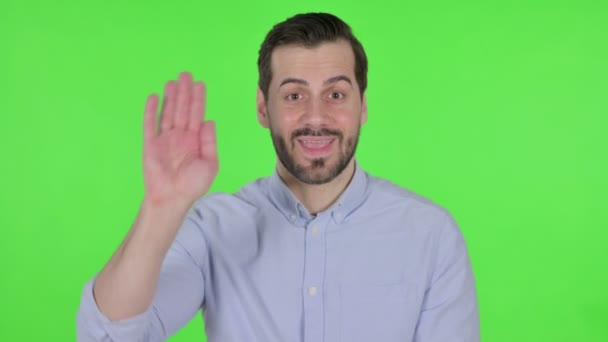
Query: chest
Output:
[[202, 212, 433, 342]]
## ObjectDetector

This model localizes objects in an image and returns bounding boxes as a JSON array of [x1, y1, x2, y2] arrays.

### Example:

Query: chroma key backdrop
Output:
[[1, 0, 606, 341]]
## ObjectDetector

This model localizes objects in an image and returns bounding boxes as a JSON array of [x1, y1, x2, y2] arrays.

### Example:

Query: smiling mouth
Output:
[[296, 137, 336, 158]]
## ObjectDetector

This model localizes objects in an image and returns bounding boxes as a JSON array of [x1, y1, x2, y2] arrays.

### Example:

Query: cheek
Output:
[[268, 113, 300, 135], [335, 110, 362, 131], [268, 118, 295, 143], [331, 99, 362, 119]]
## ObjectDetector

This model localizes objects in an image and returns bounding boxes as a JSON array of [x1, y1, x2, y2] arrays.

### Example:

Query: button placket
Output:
[[302, 218, 327, 342]]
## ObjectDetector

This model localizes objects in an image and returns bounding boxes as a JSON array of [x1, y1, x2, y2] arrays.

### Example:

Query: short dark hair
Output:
[[257, 12, 368, 100]]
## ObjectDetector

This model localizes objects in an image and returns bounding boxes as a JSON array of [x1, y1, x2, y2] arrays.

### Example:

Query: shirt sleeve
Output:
[[413, 213, 480, 342], [76, 214, 208, 342]]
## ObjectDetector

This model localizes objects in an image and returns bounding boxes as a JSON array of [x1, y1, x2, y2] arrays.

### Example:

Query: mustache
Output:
[[291, 127, 343, 140]]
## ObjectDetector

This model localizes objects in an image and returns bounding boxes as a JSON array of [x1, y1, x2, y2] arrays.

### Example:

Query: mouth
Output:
[[296, 136, 336, 158]]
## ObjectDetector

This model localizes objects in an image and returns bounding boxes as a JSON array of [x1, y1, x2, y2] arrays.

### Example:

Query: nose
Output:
[[300, 97, 330, 128]]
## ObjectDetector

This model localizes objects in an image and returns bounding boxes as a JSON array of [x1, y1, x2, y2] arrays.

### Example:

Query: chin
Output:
[[272, 130, 357, 185], [291, 157, 347, 185]]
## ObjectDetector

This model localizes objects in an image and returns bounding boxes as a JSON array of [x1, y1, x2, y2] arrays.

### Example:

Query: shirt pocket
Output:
[[338, 281, 420, 342]]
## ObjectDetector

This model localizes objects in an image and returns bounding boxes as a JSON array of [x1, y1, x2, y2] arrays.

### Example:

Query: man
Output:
[[77, 12, 479, 342]]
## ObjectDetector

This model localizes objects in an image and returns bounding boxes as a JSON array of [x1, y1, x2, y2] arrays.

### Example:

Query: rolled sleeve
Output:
[[76, 212, 208, 342], [76, 278, 161, 342]]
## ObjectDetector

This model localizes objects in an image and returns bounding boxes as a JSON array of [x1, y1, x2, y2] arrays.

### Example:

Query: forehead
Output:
[[270, 40, 355, 85]]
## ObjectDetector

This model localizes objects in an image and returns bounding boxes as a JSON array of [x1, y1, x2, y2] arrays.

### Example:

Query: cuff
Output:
[[76, 277, 153, 342]]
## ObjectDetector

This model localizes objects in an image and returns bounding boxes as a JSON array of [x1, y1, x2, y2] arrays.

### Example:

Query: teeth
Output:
[[301, 140, 331, 144]]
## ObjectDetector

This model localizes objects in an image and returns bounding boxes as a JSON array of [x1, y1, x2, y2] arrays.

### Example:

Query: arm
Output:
[[93, 199, 192, 321], [76, 208, 208, 341], [76, 72, 218, 341], [414, 213, 480, 342]]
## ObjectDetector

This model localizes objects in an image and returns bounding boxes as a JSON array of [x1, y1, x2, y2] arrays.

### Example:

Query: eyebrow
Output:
[[279, 75, 353, 88], [324, 75, 353, 87]]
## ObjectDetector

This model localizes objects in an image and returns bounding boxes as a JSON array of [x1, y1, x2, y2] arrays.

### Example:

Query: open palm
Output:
[[142, 72, 218, 206]]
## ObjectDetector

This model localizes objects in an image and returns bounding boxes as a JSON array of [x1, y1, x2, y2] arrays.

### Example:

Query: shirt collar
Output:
[[267, 160, 369, 227]]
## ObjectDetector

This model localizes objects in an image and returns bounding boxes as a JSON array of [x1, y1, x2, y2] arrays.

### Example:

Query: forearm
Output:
[[93, 197, 192, 321]]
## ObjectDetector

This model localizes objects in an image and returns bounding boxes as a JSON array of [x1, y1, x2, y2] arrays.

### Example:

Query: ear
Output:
[[257, 87, 269, 128], [360, 93, 368, 125]]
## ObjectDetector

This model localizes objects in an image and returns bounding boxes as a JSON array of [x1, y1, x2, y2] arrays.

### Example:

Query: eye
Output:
[[286, 93, 302, 101], [329, 92, 345, 100]]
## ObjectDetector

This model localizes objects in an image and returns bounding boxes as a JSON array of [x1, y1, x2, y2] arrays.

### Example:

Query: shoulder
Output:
[[367, 174, 448, 216], [181, 177, 271, 258], [364, 173, 458, 234], [188, 176, 270, 221]]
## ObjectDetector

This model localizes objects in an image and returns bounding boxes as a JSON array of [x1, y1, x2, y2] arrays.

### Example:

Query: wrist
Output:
[[142, 193, 194, 211], [138, 196, 192, 233]]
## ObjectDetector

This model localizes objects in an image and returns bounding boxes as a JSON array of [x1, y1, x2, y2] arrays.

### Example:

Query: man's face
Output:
[[257, 40, 368, 185]]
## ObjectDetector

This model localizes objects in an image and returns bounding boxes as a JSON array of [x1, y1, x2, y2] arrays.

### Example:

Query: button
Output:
[[335, 212, 342, 219], [308, 287, 318, 296], [311, 226, 319, 234], [290, 214, 296, 221]]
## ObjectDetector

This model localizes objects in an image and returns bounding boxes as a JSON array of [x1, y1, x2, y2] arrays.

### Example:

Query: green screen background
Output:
[[1, 0, 606, 340]]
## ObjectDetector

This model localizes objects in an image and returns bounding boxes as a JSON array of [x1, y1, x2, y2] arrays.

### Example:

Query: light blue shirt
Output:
[[77, 162, 479, 341]]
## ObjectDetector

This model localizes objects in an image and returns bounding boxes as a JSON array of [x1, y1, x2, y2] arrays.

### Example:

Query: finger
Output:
[[174, 71, 193, 129], [144, 94, 159, 143], [160, 81, 177, 132], [188, 81, 206, 132], [199, 121, 218, 162]]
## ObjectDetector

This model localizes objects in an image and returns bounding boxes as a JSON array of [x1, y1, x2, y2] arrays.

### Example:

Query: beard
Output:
[[271, 125, 360, 185]]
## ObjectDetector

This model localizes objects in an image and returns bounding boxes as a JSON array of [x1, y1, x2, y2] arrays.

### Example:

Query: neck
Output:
[[277, 159, 356, 215]]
